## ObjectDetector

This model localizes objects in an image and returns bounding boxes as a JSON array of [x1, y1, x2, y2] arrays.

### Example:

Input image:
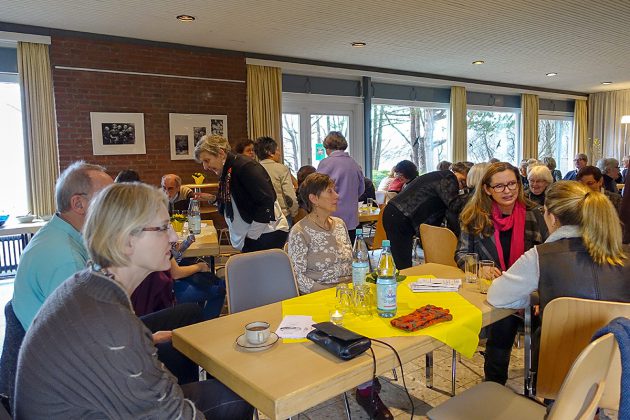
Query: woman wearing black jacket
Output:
[[193, 135, 289, 252]]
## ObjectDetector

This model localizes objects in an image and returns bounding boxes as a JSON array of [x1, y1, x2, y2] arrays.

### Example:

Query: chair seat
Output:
[[427, 382, 547, 420]]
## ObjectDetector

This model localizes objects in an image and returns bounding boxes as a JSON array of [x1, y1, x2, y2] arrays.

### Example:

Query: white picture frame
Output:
[[169, 113, 228, 160], [90, 112, 146, 155]]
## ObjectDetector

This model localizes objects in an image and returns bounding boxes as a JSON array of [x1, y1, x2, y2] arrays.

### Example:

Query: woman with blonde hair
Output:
[[455, 162, 548, 385], [488, 181, 629, 311], [15, 183, 253, 418], [466, 162, 489, 191], [194, 134, 289, 252]]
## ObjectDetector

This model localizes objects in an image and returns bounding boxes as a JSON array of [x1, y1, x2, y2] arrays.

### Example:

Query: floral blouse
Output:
[[287, 216, 353, 294]]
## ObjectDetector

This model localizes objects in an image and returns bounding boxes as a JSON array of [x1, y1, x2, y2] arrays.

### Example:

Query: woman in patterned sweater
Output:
[[287, 173, 352, 294], [286, 172, 393, 419]]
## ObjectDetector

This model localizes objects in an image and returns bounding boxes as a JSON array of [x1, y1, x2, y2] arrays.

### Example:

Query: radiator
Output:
[[0, 234, 31, 278]]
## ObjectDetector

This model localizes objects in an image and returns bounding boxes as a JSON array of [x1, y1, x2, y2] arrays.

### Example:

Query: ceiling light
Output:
[[601, 81, 613, 85], [351, 42, 367, 48], [546, 72, 558, 77], [472, 60, 485, 65], [176, 14, 195, 22]]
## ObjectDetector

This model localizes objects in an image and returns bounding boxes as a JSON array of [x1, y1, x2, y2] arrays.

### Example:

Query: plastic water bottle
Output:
[[352, 228, 369, 287], [187, 199, 201, 234], [376, 240, 397, 318]]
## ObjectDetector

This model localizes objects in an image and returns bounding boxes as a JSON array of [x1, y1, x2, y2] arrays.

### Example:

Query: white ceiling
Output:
[[1, 0, 629, 94]]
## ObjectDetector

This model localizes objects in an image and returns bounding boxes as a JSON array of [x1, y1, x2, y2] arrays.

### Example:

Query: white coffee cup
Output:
[[245, 321, 270, 345]]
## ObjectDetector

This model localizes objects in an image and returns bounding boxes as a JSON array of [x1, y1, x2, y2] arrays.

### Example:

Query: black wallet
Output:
[[306, 322, 371, 360]]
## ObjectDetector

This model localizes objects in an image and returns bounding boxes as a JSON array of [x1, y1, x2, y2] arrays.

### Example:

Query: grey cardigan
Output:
[[15, 269, 203, 419]]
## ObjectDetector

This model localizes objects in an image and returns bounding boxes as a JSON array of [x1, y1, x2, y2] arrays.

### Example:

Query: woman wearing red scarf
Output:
[[455, 162, 548, 385]]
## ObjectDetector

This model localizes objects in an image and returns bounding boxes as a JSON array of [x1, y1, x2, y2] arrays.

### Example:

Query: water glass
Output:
[[464, 253, 478, 284], [335, 284, 353, 313], [353, 284, 373, 318], [478, 260, 495, 294]]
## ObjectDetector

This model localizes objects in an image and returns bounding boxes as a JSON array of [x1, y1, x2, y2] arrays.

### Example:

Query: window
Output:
[[538, 116, 574, 176], [0, 80, 28, 215], [467, 109, 520, 164], [282, 95, 362, 174], [370, 103, 449, 187], [282, 113, 301, 175]]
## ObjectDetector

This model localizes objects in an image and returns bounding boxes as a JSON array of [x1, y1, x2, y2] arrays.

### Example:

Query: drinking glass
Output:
[[478, 260, 495, 294], [464, 253, 478, 284], [353, 284, 372, 318], [335, 284, 353, 313]]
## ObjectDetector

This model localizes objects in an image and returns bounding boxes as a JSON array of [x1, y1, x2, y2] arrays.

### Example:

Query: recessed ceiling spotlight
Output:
[[601, 81, 613, 85], [351, 42, 367, 48], [472, 60, 485, 65], [176, 14, 195, 22], [546, 72, 558, 77]]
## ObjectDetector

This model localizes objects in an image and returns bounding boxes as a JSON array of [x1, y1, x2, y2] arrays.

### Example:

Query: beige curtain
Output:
[[17, 42, 58, 216], [573, 99, 588, 158], [247, 64, 282, 155], [588, 90, 630, 162], [521, 94, 539, 159], [450, 86, 467, 162]]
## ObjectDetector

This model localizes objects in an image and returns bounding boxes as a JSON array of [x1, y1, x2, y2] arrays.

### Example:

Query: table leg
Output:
[[425, 351, 433, 388]]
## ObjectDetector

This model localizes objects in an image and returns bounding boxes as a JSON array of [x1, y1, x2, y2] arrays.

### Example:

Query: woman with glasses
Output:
[[455, 162, 548, 385], [15, 183, 253, 419], [525, 164, 553, 207], [488, 181, 630, 373]]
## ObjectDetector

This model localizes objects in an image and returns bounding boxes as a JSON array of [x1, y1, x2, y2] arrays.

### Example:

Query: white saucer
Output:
[[235, 332, 279, 351]]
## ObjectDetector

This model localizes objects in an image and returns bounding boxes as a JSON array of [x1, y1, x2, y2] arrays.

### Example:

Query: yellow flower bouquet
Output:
[[192, 173, 205, 185], [170, 213, 187, 233]]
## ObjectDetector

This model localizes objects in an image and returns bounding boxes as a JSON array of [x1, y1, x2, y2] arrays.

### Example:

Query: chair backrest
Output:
[[547, 333, 616, 420], [537, 297, 630, 407], [0, 300, 26, 412], [225, 249, 299, 313], [419, 224, 458, 267], [369, 205, 387, 251]]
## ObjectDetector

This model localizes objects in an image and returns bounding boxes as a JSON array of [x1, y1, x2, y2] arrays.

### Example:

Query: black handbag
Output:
[[306, 322, 371, 360]]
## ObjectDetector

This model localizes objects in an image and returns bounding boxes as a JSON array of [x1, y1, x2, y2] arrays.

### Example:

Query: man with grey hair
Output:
[[563, 153, 588, 180], [161, 173, 194, 214], [596, 157, 621, 193], [13, 161, 113, 330]]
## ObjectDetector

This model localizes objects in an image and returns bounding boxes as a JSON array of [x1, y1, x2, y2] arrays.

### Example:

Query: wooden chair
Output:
[[535, 297, 629, 409], [419, 224, 458, 267], [367, 204, 387, 252], [428, 333, 617, 420]]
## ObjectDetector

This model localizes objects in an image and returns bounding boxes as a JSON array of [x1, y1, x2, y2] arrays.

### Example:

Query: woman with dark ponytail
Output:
[[488, 180, 629, 312]]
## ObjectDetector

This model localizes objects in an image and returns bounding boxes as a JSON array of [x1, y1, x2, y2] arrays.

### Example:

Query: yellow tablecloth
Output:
[[282, 276, 482, 358]]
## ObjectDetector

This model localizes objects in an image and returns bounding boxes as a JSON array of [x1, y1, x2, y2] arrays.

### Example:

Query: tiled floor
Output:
[[261, 343, 526, 419]]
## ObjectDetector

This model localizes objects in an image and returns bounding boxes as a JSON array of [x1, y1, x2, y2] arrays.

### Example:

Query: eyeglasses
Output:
[[488, 181, 519, 192], [141, 224, 170, 233], [573, 158, 586, 162]]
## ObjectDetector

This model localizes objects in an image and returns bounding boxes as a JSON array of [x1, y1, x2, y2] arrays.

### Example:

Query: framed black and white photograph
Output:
[[169, 113, 228, 160], [90, 112, 146, 155]]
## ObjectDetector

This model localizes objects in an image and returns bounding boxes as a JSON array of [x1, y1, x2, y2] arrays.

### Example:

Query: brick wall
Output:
[[50, 35, 247, 186]]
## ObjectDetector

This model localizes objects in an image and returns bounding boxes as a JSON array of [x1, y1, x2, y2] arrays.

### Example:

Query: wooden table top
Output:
[[172, 263, 513, 419], [358, 207, 380, 223], [182, 222, 220, 257]]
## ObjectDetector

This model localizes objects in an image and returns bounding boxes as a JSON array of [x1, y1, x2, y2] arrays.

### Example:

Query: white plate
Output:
[[235, 332, 279, 352]]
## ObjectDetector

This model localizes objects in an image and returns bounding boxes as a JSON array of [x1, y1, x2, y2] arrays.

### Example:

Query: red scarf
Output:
[[491, 201, 526, 271]]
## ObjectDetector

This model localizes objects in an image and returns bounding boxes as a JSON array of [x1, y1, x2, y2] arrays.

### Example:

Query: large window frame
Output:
[[282, 93, 364, 173], [370, 98, 451, 176], [466, 105, 522, 165], [538, 111, 574, 175]]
